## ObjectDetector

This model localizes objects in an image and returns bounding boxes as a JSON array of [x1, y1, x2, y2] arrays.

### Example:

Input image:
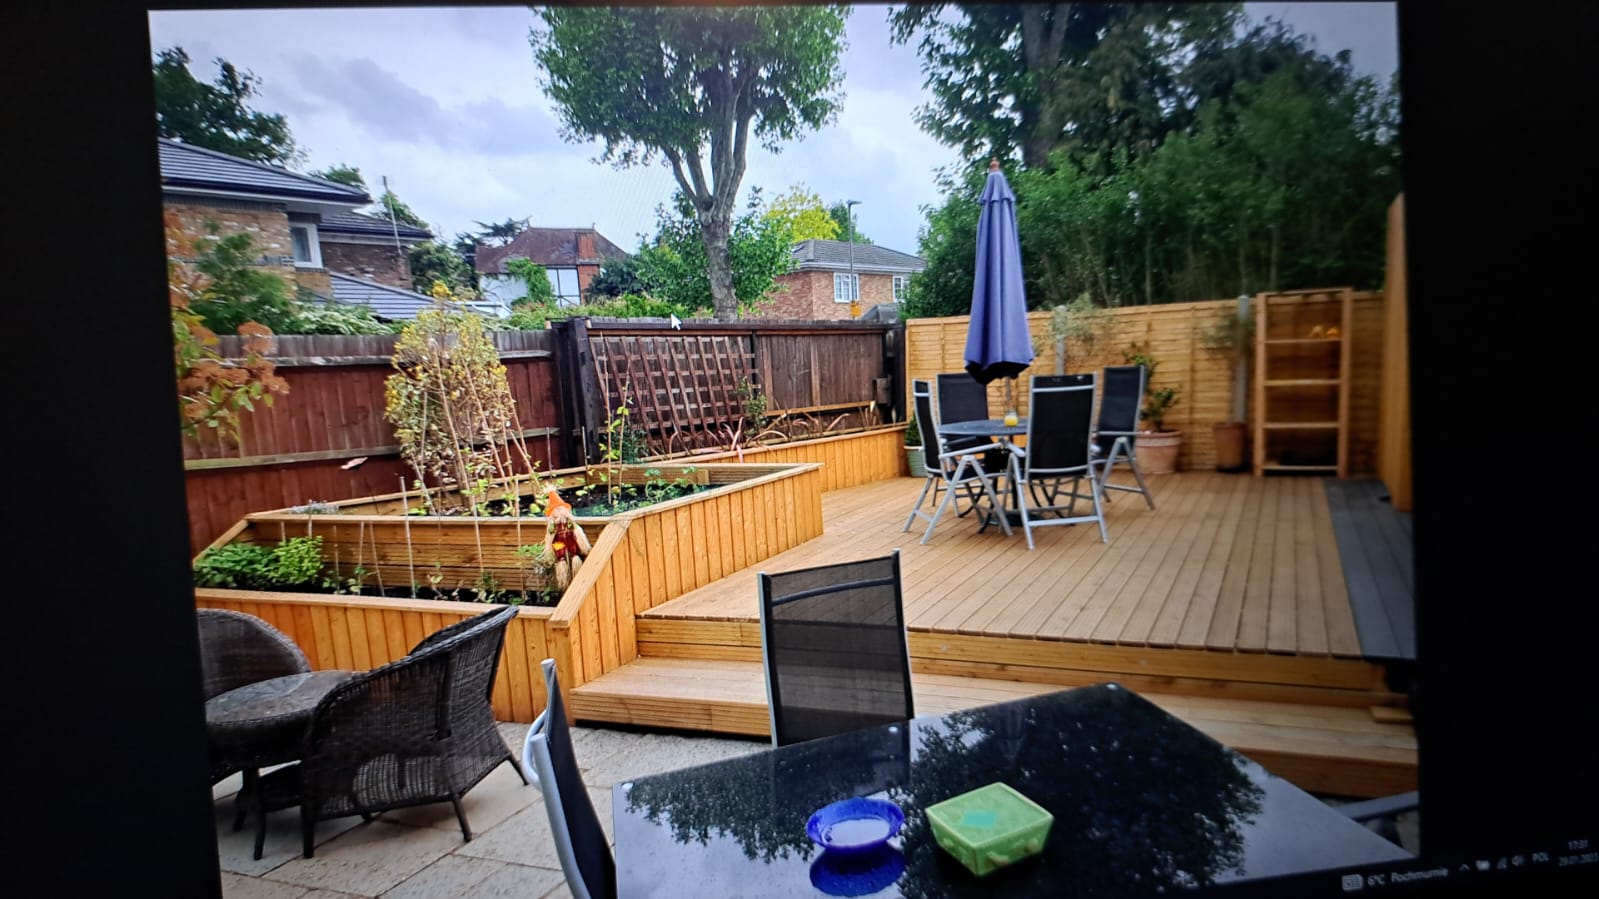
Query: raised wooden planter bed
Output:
[[198, 461, 825, 722], [193, 426, 908, 722]]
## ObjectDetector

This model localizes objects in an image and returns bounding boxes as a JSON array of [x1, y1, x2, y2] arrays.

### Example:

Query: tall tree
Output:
[[153, 46, 301, 167], [888, 4, 1240, 170], [762, 186, 840, 243], [531, 6, 849, 320], [312, 163, 366, 190], [826, 201, 873, 245], [472, 217, 530, 246], [636, 190, 793, 315]]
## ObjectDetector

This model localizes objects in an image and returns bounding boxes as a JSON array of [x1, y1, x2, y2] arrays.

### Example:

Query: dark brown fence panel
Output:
[[584, 319, 894, 455], [184, 331, 567, 554]]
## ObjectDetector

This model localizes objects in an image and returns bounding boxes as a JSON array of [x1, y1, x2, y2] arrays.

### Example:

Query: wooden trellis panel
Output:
[[590, 334, 759, 451]]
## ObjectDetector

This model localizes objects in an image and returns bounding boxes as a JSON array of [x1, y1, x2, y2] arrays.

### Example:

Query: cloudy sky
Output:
[[147, 3, 1397, 256]]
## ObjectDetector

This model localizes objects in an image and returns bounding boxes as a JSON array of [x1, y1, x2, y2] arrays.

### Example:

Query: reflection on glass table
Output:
[[613, 684, 1410, 898]]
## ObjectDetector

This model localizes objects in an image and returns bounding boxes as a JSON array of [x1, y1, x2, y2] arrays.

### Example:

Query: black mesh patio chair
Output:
[[758, 551, 915, 747], [257, 605, 526, 858], [904, 380, 1013, 545], [522, 659, 616, 899], [935, 372, 1008, 474], [1090, 364, 1156, 509], [994, 374, 1108, 549], [196, 609, 311, 786]]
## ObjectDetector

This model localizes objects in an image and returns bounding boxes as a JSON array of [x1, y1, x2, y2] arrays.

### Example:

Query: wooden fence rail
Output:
[[574, 319, 901, 455], [183, 330, 567, 553]]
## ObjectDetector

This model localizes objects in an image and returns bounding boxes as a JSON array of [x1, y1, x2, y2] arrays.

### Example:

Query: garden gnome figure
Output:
[[537, 488, 591, 590]]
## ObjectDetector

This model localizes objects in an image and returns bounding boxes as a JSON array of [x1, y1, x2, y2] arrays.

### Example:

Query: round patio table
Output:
[[206, 670, 355, 858], [936, 418, 1030, 528]]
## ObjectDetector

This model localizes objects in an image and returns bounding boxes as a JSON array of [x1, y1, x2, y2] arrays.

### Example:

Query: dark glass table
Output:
[[934, 418, 1031, 529], [613, 684, 1410, 898]]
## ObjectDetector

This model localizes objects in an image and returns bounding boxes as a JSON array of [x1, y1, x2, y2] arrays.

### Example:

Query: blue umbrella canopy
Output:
[[964, 160, 1033, 386]]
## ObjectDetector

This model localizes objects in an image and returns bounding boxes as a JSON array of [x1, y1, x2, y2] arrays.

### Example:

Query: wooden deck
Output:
[[568, 472, 1418, 797], [647, 472, 1365, 657]]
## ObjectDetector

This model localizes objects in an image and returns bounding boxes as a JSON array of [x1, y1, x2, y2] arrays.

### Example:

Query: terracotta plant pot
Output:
[[1137, 430, 1181, 475], [1212, 422, 1247, 472]]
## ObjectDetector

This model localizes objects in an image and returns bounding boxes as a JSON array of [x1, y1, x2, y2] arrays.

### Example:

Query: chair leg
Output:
[[452, 797, 474, 842], [1010, 457, 1032, 550], [903, 475, 935, 532], [921, 462, 968, 544], [508, 753, 530, 785], [233, 768, 257, 832], [1125, 443, 1156, 510], [253, 803, 268, 861], [1091, 471, 1110, 543]]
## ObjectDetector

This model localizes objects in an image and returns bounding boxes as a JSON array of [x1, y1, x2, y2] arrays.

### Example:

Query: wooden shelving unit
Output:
[[1253, 288, 1354, 477]]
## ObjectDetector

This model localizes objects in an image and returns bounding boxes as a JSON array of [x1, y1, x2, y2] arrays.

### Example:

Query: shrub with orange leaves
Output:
[[169, 227, 289, 442]]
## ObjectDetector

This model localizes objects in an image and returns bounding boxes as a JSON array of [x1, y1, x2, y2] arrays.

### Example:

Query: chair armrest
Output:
[[937, 442, 1006, 461]]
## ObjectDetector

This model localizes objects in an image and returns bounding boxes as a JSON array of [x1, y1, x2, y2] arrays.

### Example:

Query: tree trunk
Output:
[[700, 210, 737, 322]]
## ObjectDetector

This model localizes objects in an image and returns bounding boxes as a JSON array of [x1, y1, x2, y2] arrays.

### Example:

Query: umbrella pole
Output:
[[1003, 378, 1019, 426]]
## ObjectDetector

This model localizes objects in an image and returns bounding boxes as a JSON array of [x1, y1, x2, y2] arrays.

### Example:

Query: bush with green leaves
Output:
[[193, 536, 330, 589]]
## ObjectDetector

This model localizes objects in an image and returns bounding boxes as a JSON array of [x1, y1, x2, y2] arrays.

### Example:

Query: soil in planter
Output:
[[411, 479, 707, 518], [282, 581, 560, 607]]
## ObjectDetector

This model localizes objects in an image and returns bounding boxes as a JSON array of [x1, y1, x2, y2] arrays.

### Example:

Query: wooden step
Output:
[[569, 658, 1417, 799], [634, 617, 1406, 709]]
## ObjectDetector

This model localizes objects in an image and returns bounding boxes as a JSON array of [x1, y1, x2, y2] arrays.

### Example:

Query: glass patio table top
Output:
[[612, 684, 1411, 898]]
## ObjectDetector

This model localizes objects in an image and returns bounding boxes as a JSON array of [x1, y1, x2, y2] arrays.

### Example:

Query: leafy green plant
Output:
[[735, 378, 769, 433], [193, 542, 277, 588], [270, 535, 330, 588], [193, 535, 330, 589], [384, 300, 543, 515], [1047, 293, 1113, 371], [904, 414, 921, 447], [1123, 344, 1182, 431]]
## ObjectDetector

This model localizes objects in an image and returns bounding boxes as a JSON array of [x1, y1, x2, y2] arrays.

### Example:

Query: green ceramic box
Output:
[[925, 782, 1054, 876]]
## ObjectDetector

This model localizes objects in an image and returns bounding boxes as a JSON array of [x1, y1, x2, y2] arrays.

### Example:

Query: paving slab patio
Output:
[[212, 722, 766, 899]]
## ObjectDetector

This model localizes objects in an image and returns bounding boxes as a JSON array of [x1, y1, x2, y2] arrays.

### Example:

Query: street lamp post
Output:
[[846, 199, 861, 315]]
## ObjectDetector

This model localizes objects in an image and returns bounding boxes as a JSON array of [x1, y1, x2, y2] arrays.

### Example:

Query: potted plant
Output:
[[1124, 345, 1182, 474], [1200, 298, 1255, 472], [904, 414, 927, 478]]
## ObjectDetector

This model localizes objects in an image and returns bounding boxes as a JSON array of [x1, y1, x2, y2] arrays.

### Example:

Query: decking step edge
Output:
[[569, 658, 1417, 799]]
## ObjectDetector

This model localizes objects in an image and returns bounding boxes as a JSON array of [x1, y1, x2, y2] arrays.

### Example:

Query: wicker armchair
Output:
[[268, 605, 527, 858], [196, 609, 312, 783]]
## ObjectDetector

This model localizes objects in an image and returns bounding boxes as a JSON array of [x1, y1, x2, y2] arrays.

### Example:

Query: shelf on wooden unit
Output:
[[1264, 379, 1340, 387], [1264, 338, 1343, 345], [1262, 421, 1339, 430]]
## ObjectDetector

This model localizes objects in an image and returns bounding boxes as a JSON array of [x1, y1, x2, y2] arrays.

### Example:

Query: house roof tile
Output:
[[474, 227, 631, 274], [158, 138, 370, 204]]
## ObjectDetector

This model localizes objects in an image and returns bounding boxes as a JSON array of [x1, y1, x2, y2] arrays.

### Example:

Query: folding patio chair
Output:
[[903, 379, 1013, 544], [757, 551, 914, 747], [935, 372, 1008, 475], [1090, 364, 1156, 509], [522, 659, 616, 899], [999, 374, 1109, 549]]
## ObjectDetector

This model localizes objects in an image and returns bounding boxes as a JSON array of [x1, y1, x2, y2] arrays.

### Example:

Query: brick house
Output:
[[317, 209, 433, 290], [158, 138, 434, 312], [474, 227, 632, 314], [767, 239, 925, 321]]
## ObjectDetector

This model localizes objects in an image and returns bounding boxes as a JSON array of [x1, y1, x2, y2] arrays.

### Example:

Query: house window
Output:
[[893, 275, 910, 302], [288, 223, 322, 269], [833, 273, 859, 303], [546, 267, 582, 307]]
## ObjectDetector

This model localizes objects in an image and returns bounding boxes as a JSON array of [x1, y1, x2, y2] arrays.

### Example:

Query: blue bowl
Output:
[[807, 797, 905, 855]]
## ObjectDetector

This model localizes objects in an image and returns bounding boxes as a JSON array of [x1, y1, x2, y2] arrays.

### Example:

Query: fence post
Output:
[[550, 319, 603, 465], [888, 322, 907, 424]]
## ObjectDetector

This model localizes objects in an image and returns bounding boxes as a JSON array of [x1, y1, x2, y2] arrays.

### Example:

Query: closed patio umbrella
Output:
[[964, 159, 1033, 418]]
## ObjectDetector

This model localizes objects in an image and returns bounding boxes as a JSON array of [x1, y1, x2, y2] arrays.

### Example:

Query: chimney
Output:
[[577, 230, 596, 262]]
